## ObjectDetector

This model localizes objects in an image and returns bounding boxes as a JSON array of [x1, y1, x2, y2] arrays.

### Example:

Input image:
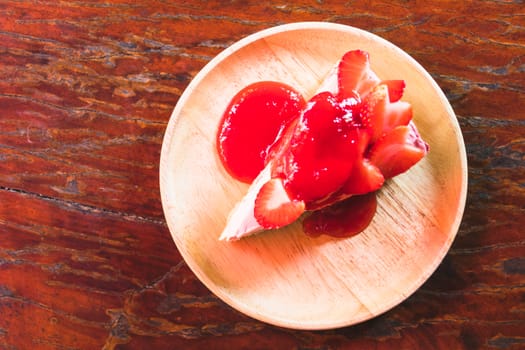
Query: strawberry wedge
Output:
[[219, 50, 428, 241]]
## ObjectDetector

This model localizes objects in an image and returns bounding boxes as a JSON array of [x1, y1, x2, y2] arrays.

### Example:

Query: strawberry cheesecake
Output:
[[217, 50, 429, 241]]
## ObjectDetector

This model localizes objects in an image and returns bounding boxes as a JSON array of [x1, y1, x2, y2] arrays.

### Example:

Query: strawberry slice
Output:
[[342, 158, 385, 195], [337, 50, 380, 100], [368, 122, 429, 179], [381, 79, 406, 102], [341, 128, 384, 195], [359, 84, 412, 142], [254, 178, 305, 229]]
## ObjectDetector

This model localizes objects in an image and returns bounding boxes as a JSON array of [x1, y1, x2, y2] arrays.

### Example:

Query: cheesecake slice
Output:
[[219, 50, 427, 241]]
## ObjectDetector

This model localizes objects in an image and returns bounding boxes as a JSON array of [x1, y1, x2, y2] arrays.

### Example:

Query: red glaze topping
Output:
[[217, 81, 305, 183], [279, 92, 359, 203]]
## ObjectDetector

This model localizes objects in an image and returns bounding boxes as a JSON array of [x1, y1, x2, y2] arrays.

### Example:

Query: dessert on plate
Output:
[[217, 50, 429, 241]]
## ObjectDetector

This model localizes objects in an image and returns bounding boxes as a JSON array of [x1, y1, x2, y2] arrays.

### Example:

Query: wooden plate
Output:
[[159, 22, 468, 330]]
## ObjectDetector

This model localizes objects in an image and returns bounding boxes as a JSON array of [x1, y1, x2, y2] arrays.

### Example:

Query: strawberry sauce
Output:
[[303, 192, 377, 238], [217, 81, 305, 183]]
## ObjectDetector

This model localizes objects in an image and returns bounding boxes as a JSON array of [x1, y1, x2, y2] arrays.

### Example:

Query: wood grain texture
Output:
[[0, 1, 524, 349]]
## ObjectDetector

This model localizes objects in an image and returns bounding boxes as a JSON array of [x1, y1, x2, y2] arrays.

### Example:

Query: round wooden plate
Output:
[[159, 22, 468, 330]]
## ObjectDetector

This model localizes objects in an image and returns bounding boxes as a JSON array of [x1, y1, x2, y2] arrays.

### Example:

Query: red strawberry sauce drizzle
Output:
[[217, 81, 378, 239], [303, 192, 377, 238], [217, 81, 306, 183]]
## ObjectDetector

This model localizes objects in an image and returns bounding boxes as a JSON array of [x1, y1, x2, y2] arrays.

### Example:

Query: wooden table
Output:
[[1, 1, 523, 349]]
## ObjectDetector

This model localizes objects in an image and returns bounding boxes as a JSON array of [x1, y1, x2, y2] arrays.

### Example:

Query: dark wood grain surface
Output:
[[1, 1, 524, 349]]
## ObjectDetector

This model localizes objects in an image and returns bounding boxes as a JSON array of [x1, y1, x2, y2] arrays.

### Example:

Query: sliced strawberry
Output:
[[368, 122, 429, 179], [341, 128, 384, 195], [337, 50, 380, 100], [254, 178, 305, 229], [342, 158, 385, 195], [359, 84, 412, 143], [381, 79, 406, 102]]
